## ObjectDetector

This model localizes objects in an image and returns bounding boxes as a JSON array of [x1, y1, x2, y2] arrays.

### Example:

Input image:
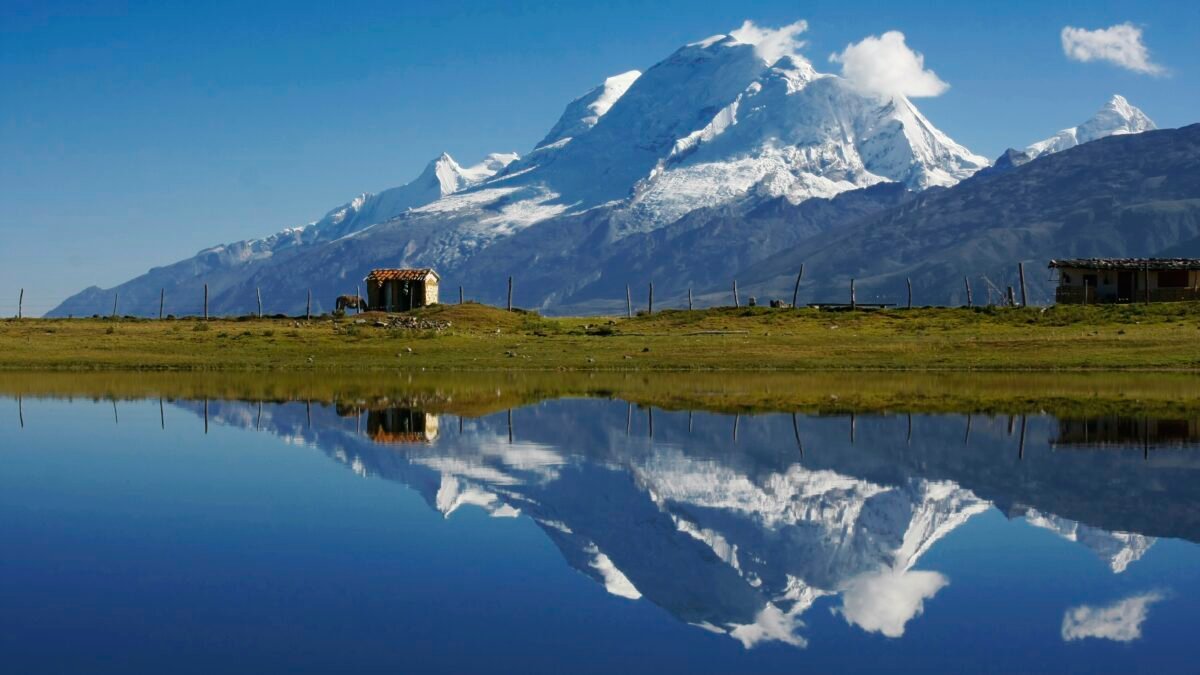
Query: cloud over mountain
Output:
[[1061, 23, 1165, 75], [830, 31, 950, 98], [729, 19, 809, 64]]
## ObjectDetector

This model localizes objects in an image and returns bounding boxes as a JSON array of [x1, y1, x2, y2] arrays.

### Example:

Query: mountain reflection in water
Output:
[[161, 397, 1199, 650]]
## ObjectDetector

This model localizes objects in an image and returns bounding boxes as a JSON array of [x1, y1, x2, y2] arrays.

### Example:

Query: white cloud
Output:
[[835, 568, 949, 638], [830, 31, 950, 99], [729, 603, 808, 649], [730, 20, 809, 65], [1061, 23, 1165, 76], [1061, 592, 1164, 642]]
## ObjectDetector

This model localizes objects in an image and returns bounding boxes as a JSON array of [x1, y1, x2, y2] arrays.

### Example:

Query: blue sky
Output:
[[2, 0, 1198, 313]]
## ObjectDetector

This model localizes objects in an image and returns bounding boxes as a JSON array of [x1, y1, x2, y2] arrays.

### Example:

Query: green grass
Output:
[[3, 370, 1200, 418], [4, 301, 1200, 372]]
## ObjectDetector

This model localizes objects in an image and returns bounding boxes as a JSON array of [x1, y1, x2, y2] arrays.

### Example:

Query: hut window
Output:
[[1158, 269, 1189, 288], [1062, 273, 1071, 284]]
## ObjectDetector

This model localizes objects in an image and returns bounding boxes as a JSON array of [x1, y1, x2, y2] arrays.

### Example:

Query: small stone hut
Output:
[[1048, 258, 1200, 304], [368, 408, 440, 444], [364, 268, 440, 312]]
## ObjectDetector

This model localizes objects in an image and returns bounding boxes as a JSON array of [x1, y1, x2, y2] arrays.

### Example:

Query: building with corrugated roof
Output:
[[1048, 258, 1200, 304]]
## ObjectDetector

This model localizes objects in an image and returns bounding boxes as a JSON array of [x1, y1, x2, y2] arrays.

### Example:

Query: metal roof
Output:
[[1047, 258, 1200, 270], [364, 268, 439, 282]]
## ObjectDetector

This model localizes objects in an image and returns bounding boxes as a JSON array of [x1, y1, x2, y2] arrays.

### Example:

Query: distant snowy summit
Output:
[[194, 150, 519, 269], [1026, 94, 1156, 158]]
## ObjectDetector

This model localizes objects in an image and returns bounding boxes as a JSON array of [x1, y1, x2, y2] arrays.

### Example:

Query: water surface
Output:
[[2, 375, 1198, 673]]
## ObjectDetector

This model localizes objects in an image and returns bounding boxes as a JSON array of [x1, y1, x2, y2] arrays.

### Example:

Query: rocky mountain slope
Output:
[[743, 123, 1200, 306]]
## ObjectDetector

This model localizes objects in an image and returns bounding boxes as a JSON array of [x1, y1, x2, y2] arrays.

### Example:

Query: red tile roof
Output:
[[365, 268, 438, 282]]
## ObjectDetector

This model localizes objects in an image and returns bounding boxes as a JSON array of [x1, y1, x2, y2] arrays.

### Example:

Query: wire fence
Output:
[[1, 264, 1066, 320]]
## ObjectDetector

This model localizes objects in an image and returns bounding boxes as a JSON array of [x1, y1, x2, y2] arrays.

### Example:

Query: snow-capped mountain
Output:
[[192, 151, 518, 269], [1026, 94, 1156, 158], [403, 34, 986, 235], [50, 24, 988, 317]]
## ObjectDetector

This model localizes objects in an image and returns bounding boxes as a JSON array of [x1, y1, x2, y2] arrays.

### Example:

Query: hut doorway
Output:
[[1117, 271, 1134, 302], [378, 281, 416, 312]]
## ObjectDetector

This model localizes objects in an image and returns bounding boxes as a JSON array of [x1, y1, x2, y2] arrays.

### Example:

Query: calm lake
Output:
[[2, 374, 1198, 673]]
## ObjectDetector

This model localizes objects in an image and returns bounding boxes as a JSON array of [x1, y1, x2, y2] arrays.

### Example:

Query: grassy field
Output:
[[3, 301, 1200, 372], [3, 370, 1200, 418]]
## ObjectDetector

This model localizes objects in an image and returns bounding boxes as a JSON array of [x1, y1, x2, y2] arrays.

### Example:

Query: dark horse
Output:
[[335, 294, 366, 313]]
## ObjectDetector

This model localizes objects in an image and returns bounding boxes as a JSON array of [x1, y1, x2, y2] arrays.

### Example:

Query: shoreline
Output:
[[3, 369, 1200, 418]]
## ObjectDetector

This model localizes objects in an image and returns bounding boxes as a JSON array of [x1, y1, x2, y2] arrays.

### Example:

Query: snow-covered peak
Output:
[[1026, 94, 1156, 158], [536, 71, 642, 149], [623, 55, 988, 228], [1022, 509, 1156, 574], [188, 149, 519, 269], [425, 151, 519, 194]]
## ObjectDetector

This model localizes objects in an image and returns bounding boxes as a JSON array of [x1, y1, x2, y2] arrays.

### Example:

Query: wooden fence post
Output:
[[850, 279, 856, 310], [256, 287, 263, 318], [159, 288, 164, 319], [688, 287, 694, 311], [626, 285, 632, 318], [648, 282, 654, 314], [792, 265, 804, 308], [112, 292, 118, 319], [459, 286, 464, 305], [1007, 285, 1016, 307], [1018, 415, 1027, 459], [1018, 262, 1027, 307], [906, 278, 913, 309], [1144, 264, 1150, 304], [306, 289, 312, 320], [507, 276, 513, 311], [204, 283, 208, 320], [964, 276, 972, 307], [17, 288, 22, 319], [733, 280, 740, 308]]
